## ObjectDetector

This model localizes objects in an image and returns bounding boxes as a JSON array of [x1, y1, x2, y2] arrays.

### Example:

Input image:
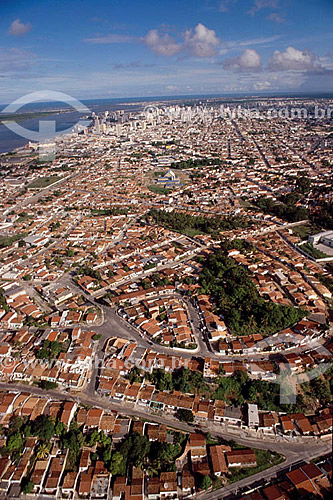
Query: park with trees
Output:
[[198, 248, 306, 337], [146, 208, 250, 237]]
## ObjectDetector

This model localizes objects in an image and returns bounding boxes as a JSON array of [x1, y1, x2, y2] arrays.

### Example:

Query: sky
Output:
[[0, 0, 332, 102]]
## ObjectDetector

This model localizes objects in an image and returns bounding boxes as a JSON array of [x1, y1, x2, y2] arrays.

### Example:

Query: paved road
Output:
[[60, 271, 323, 366], [0, 379, 331, 500], [0, 381, 331, 499], [200, 443, 331, 500], [0, 381, 330, 460], [8, 171, 79, 212]]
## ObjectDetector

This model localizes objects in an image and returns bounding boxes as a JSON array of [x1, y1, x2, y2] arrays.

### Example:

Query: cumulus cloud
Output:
[[8, 19, 32, 36], [142, 24, 220, 58], [223, 48, 262, 71], [184, 23, 220, 57], [143, 29, 181, 56], [268, 46, 328, 73]]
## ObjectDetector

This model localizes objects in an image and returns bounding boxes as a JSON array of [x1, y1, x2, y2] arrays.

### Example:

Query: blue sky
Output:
[[0, 0, 332, 101]]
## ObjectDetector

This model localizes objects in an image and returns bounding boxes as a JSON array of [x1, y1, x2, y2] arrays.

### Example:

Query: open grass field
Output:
[[27, 176, 61, 189]]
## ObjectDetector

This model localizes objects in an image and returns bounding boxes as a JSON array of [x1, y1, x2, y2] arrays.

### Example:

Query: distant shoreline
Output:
[[1, 90, 333, 109], [0, 109, 74, 123], [0, 92, 332, 155]]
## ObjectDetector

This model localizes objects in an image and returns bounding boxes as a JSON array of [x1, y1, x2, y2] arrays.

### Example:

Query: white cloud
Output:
[[8, 19, 32, 36], [84, 34, 134, 44], [143, 29, 181, 56], [238, 35, 281, 46], [219, 35, 280, 55], [184, 23, 220, 57], [266, 12, 285, 23], [218, 0, 237, 13], [142, 24, 220, 58], [268, 46, 325, 72], [224, 48, 262, 71], [248, 0, 279, 16], [253, 80, 271, 90], [0, 48, 35, 73], [166, 85, 177, 91]]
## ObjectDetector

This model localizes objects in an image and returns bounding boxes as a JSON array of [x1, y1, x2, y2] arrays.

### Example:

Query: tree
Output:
[[128, 434, 150, 468], [129, 366, 143, 384], [173, 367, 205, 394], [63, 428, 85, 471], [36, 340, 65, 360], [7, 432, 23, 452], [109, 451, 127, 476], [152, 442, 181, 470], [36, 443, 50, 459], [198, 247, 306, 336], [97, 431, 111, 447], [32, 415, 55, 441], [88, 429, 99, 447], [296, 176, 311, 194], [233, 369, 249, 386], [150, 369, 174, 391], [102, 446, 112, 464], [175, 409, 194, 423], [198, 474, 212, 490], [311, 378, 331, 404], [7, 416, 25, 436], [92, 334, 102, 341], [39, 380, 58, 390], [22, 480, 34, 494], [55, 421, 66, 436]]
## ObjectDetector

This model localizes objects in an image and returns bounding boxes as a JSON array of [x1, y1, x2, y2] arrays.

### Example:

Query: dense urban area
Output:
[[0, 96, 332, 500]]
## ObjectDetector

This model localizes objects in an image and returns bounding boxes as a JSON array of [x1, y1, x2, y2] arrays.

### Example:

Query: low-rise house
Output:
[[30, 458, 50, 494], [78, 466, 94, 498], [313, 413, 333, 435], [160, 472, 177, 499], [258, 412, 278, 434], [85, 408, 104, 429], [209, 445, 228, 476], [280, 415, 295, 434], [90, 461, 111, 499], [248, 404, 259, 428], [112, 476, 126, 500], [262, 484, 290, 500], [223, 406, 242, 426], [61, 471, 78, 498], [137, 385, 155, 407], [181, 470, 195, 497], [286, 468, 318, 497], [43, 453, 67, 495], [226, 449, 257, 468], [147, 477, 160, 500], [189, 433, 206, 461], [60, 401, 77, 429], [292, 413, 312, 435]]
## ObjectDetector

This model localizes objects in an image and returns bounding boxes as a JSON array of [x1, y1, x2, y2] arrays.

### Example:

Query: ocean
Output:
[[0, 98, 146, 153]]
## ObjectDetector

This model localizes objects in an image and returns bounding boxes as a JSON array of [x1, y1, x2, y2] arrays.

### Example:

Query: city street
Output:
[[0, 380, 331, 500]]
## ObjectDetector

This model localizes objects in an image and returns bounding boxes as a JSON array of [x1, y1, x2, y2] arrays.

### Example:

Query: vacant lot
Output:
[[27, 176, 61, 189], [292, 223, 322, 240]]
